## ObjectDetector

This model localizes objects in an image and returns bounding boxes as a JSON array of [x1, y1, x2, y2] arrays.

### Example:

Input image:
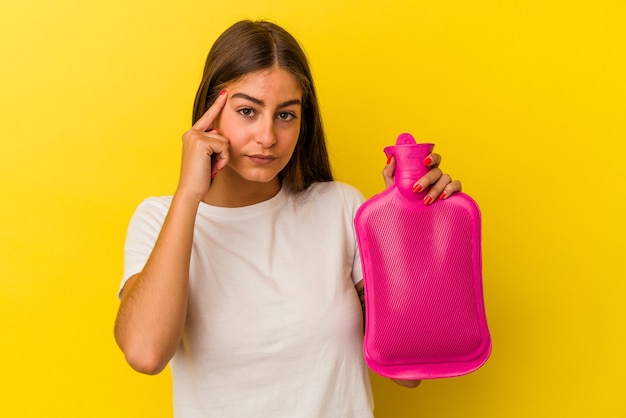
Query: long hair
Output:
[[192, 20, 333, 192]]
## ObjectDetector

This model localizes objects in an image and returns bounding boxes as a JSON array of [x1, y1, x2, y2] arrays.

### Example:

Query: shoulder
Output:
[[123, 196, 173, 254], [304, 181, 365, 204], [296, 182, 365, 216], [133, 196, 173, 213], [127, 196, 173, 228]]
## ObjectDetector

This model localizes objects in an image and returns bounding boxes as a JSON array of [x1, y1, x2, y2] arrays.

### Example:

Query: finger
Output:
[[423, 152, 441, 168], [438, 179, 462, 201], [207, 129, 231, 177], [422, 173, 451, 205], [411, 167, 443, 194], [382, 155, 396, 189], [210, 144, 230, 178], [198, 129, 230, 177], [192, 90, 228, 132]]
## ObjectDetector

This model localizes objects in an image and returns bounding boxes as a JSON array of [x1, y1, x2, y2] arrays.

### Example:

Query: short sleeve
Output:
[[118, 196, 172, 298], [336, 182, 366, 286]]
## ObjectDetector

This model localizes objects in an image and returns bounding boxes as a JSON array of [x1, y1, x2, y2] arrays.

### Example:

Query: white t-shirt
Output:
[[121, 181, 374, 418]]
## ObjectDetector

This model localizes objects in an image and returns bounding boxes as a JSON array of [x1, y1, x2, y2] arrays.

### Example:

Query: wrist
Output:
[[172, 187, 205, 209]]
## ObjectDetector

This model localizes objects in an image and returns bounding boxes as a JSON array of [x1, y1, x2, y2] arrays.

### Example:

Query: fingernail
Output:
[[386, 155, 393, 165], [219, 89, 226, 96], [412, 183, 423, 193], [423, 157, 432, 166], [424, 195, 433, 205], [209, 128, 219, 134], [438, 192, 447, 200]]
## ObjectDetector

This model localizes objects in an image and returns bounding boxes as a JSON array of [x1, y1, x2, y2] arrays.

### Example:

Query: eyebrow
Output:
[[231, 93, 301, 108]]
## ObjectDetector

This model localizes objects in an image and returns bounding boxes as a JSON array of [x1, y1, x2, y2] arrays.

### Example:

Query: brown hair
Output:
[[192, 20, 333, 192]]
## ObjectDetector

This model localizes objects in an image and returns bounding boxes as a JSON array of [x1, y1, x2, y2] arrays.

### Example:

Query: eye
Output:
[[238, 107, 256, 118], [277, 112, 297, 121]]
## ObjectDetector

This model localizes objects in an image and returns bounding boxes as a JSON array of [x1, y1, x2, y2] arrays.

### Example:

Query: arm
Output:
[[114, 91, 230, 375], [114, 193, 200, 375]]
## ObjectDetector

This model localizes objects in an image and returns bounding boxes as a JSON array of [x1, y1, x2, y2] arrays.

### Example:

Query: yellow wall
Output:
[[1, 0, 624, 416]]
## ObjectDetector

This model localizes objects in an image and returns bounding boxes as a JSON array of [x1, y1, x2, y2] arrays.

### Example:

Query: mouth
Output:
[[247, 154, 278, 165]]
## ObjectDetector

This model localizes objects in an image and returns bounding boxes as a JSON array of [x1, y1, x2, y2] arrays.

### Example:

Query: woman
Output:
[[114, 20, 461, 417]]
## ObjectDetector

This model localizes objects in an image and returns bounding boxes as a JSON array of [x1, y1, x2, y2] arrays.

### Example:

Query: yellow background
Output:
[[1, 0, 624, 416]]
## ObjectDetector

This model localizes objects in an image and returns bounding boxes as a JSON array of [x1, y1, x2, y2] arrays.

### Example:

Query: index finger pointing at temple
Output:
[[192, 90, 228, 132]]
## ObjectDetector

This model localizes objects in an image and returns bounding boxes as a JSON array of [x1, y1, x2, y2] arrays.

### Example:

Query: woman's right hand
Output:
[[178, 90, 230, 201]]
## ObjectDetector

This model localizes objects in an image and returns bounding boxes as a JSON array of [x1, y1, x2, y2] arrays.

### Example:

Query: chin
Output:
[[238, 172, 281, 185], [237, 167, 283, 183]]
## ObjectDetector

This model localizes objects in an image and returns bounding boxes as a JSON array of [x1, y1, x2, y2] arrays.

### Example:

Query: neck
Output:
[[202, 169, 282, 208]]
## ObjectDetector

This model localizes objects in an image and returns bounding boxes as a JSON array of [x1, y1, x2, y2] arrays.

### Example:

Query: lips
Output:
[[247, 154, 277, 165]]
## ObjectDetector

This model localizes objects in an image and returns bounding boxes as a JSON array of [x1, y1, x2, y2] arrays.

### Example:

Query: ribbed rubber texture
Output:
[[355, 190, 491, 379]]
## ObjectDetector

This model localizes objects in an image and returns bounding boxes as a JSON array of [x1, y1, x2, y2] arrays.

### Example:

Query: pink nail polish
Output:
[[219, 89, 226, 96]]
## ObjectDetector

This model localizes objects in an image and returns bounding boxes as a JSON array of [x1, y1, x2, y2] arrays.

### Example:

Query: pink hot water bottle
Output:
[[354, 133, 491, 380]]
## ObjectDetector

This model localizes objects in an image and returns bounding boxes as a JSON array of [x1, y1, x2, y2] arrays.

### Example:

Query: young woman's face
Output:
[[217, 67, 302, 185]]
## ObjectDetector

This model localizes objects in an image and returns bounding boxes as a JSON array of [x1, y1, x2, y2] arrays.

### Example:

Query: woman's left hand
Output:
[[382, 153, 462, 205]]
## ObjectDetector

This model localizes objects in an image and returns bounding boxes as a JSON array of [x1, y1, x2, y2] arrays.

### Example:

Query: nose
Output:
[[256, 117, 277, 148]]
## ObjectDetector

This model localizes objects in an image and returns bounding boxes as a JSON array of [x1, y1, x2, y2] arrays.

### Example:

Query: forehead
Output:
[[228, 67, 302, 101]]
